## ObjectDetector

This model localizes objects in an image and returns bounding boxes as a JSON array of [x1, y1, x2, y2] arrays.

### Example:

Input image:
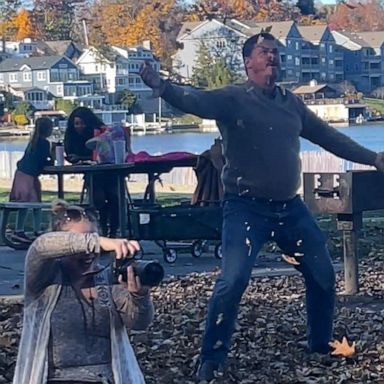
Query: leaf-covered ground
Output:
[[1, 253, 383, 384]]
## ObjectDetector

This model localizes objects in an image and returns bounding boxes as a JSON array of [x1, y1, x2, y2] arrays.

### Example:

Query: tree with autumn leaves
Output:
[[328, 0, 384, 32], [2, 0, 384, 66]]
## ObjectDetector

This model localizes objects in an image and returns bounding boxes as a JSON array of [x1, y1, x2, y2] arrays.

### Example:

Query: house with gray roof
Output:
[[77, 43, 163, 113], [0, 55, 94, 109], [298, 25, 344, 84], [172, 18, 248, 81], [173, 19, 318, 85], [332, 30, 384, 92], [36, 40, 83, 61]]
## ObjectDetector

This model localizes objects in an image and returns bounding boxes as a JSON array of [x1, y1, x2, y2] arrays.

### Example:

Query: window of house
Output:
[[329, 59, 334, 65], [321, 72, 326, 79], [23, 71, 32, 81], [216, 40, 226, 49], [295, 57, 300, 66], [320, 43, 325, 49], [287, 69, 293, 75], [37, 71, 46, 81], [287, 55, 292, 60], [135, 78, 141, 83], [295, 41, 299, 50], [57, 85, 63, 95], [321, 57, 326, 63], [95, 65, 99, 72], [329, 45, 333, 53], [9, 73, 18, 82], [118, 78, 125, 85]]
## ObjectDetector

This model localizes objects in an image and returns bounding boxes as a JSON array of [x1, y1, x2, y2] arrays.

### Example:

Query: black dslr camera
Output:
[[113, 258, 164, 287]]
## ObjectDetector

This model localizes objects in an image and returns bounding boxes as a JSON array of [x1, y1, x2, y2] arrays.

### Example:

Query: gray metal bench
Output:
[[0, 202, 52, 250]]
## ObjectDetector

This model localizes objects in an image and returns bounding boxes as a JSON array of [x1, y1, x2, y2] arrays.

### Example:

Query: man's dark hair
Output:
[[242, 33, 276, 60]]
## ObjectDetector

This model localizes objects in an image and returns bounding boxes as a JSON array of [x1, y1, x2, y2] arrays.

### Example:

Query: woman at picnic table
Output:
[[64, 106, 121, 237], [9, 117, 53, 242], [13, 200, 153, 384]]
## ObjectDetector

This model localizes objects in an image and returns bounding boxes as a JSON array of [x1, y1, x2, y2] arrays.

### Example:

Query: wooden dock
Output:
[[0, 127, 31, 137]]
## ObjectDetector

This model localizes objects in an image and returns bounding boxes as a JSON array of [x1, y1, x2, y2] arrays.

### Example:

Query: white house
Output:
[[173, 19, 248, 81], [0, 38, 38, 58], [77, 43, 164, 113], [76, 46, 129, 98]]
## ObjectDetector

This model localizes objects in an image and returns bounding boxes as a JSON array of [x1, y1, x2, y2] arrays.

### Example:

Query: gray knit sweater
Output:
[[161, 80, 377, 201]]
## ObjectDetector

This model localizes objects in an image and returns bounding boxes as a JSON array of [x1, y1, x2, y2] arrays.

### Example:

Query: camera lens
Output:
[[136, 261, 164, 287], [113, 259, 164, 287]]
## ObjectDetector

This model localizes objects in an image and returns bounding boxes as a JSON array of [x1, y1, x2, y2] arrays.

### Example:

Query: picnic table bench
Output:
[[0, 202, 52, 250]]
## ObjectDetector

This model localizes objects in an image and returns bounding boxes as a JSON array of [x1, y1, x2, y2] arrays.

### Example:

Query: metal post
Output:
[[337, 213, 362, 295], [158, 97, 162, 125]]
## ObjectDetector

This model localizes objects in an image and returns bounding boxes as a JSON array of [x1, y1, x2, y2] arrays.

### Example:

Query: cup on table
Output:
[[55, 144, 65, 166], [113, 140, 126, 164]]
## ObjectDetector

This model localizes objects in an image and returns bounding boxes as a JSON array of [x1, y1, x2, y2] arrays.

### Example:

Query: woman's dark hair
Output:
[[30, 117, 53, 150], [51, 199, 98, 231], [67, 106, 104, 136], [242, 32, 276, 61]]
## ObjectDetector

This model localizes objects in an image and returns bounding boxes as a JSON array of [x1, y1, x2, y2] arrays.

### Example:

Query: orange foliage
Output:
[[14, 9, 36, 40], [328, 0, 384, 31], [189, 0, 298, 21], [89, 0, 176, 58]]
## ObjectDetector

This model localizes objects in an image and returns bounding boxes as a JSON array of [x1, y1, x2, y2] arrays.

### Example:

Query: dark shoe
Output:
[[195, 361, 224, 382], [11, 232, 32, 243]]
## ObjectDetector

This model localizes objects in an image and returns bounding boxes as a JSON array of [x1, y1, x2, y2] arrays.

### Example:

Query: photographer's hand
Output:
[[99, 237, 140, 259], [119, 266, 150, 297]]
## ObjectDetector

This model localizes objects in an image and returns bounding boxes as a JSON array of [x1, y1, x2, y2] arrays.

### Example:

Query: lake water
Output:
[[2, 123, 384, 154]]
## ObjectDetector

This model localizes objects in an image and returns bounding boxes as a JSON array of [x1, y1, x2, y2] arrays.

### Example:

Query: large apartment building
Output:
[[173, 19, 384, 93]]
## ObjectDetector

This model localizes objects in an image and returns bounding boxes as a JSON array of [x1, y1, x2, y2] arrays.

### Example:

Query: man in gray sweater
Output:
[[141, 32, 384, 381]]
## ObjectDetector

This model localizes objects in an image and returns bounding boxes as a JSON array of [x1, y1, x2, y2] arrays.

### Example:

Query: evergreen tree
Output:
[[118, 89, 137, 112], [192, 42, 235, 89], [191, 42, 213, 88]]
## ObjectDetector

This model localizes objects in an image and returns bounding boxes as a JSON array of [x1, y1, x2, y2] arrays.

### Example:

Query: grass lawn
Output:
[[0, 186, 193, 239], [364, 97, 384, 114]]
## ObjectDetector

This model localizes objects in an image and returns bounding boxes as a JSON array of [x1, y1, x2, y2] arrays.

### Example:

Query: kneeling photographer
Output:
[[13, 200, 163, 384]]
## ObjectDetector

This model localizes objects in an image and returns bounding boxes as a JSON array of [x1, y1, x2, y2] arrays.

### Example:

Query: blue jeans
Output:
[[200, 194, 336, 364]]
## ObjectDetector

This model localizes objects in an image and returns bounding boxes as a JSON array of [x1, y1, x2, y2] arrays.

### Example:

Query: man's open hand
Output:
[[140, 61, 162, 89]]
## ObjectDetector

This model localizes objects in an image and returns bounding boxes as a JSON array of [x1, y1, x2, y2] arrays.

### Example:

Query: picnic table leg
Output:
[[337, 213, 362, 295], [117, 175, 127, 238], [147, 172, 156, 204], [58, 174, 64, 199], [88, 174, 94, 207]]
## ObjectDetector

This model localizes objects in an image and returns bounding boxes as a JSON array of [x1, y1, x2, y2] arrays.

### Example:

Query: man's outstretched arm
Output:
[[140, 62, 232, 121], [300, 102, 384, 170]]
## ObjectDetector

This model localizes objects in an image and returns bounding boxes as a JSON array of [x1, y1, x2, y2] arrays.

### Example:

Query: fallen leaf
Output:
[[329, 336, 356, 357]]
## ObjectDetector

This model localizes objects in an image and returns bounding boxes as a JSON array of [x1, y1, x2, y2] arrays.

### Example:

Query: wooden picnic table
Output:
[[43, 157, 198, 238]]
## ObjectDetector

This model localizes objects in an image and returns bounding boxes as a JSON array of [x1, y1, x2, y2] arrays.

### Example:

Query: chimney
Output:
[[142, 40, 151, 50], [82, 19, 89, 47]]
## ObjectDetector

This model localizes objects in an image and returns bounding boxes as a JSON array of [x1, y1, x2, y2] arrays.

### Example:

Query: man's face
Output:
[[244, 39, 280, 80]]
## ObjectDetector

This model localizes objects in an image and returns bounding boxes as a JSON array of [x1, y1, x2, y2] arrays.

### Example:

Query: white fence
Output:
[[0, 150, 374, 186]]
